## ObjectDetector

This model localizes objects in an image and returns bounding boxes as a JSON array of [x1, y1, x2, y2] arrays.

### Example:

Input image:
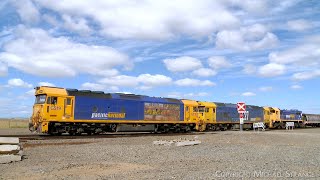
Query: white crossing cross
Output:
[[237, 102, 246, 113]]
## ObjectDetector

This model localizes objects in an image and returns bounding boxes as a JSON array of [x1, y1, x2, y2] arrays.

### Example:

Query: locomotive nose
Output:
[[30, 105, 43, 132], [28, 117, 34, 131]]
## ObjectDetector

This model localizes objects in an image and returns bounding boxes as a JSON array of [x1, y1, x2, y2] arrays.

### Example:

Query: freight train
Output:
[[29, 86, 320, 135]]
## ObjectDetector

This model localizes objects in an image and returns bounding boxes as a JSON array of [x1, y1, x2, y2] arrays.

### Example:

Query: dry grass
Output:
[[0, 119, 28, 129]]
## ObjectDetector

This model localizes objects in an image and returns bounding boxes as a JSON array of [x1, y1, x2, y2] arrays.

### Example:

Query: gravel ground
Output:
[[0, 128, 319, 179], [0, 128, 33, 136]]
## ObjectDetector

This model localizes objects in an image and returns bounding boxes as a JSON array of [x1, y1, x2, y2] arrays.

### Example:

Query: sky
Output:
[[0, 0, 320, 118]]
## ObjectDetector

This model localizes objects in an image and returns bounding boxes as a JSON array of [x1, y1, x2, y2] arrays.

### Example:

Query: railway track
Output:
[[2, 127, 318, 142], [2, 132, 211, 142]]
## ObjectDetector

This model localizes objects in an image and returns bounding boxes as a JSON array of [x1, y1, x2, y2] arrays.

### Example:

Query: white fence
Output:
[[253, 122, 265, 131], [286, 122, 294, 130]]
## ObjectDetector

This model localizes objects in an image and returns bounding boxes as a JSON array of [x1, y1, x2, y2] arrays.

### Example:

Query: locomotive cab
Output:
[[197, 101, 216, 124], [269, 107, 280, 122], [181, 99, 199, 123], [30, 86, 74, 133], [263, 107, 280, 128], [197, 101, 216, 130]]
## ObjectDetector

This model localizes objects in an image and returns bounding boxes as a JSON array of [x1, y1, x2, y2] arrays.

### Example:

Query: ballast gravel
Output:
[[0, 128, 319, 179]]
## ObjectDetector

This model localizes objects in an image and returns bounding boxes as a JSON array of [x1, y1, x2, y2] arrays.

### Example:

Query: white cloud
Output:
[[216, 24, 278, 51], [80, 82, 118, 91], [185, 92, 209, 97], [163, 56, 202, 72], [42, 14, 60, 27], [290, 85, 302, 89], [137, 74, 172, 86], [221, 0, 268, 14], [243, 64, 257, 74], [97, 74, 172, 89], [62, 15, 92, 35], [0, 61, 8, 76], [98, 75, 138, 87], [269, 43, 320, 66], [26, 89, 35, 96], [167, 93, 181, 99], [167, 92, 209, 99], [38, 82, 55, 87], [164, 56, 230, 76], [7, 78, 33, 88], [137, 86, 153, 91], [0, 26, 130, 77], [175, 78, 216, 86], [259, 86, 273, 92], [34, 0, 240, 40], [192, 68, 217, 77], [271, 0, 300, 13], [241, 92, 256, 96], [12, 0, 40, 24], [287, 19, 313, 32], [292, 70, 320, 81], [208, 56, 232, 69], [268, 36, 320, 81], [115, 91, 133, 94], [258, 63, 286, 77]]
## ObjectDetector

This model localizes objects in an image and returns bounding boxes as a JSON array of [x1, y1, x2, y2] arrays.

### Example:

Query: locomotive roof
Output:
[[35, 86, 68, 96], [213, 102, 263, 109], [281, 109, 302, 112], [66, 88, 181, 103]]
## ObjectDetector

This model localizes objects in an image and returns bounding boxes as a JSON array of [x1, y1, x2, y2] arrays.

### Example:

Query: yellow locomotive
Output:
[[30, 86, 289, 135]]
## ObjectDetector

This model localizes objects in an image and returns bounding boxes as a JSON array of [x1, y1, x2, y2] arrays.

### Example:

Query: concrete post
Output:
[[240, 113, 244, 131]]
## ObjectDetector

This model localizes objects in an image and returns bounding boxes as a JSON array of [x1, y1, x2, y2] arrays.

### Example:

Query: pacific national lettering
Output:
[[91, 113, 108, 118], [91, 113, 126, 119]]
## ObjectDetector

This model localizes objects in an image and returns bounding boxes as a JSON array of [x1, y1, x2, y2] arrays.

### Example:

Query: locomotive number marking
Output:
[[50, 106, 62, 110]]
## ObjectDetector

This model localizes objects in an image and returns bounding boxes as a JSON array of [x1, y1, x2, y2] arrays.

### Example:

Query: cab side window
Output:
[[66, 98, 71, 105], [49, 97, 58, 104], [47, 97, 51, 104]]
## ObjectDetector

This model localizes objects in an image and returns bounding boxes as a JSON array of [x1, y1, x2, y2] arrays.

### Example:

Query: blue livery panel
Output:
[[281, 109, 302, 120], [73, 95, 184, 121], [215, 103, 239, 122], [215, 103, 264, 122], [246, 105, 264, 122], [74, 96, 143, 120]]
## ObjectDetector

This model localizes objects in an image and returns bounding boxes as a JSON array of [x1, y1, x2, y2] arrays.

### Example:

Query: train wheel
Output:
[[153, 125, 159, 133], [164, 126, 170, 133], [219, 125, 226, 131], [55, 132, 62, 136], [211, 125, 217, 131], [110, 124, 117, 132], [69, 132, 74, 136], [184, 126, 191, 132]]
